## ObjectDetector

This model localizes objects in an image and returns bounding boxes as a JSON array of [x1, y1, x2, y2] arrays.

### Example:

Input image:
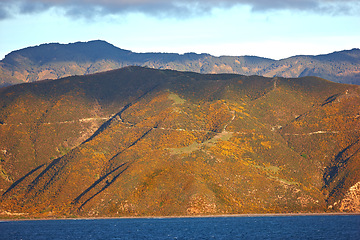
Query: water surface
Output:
[[1, 214, 359, 239]]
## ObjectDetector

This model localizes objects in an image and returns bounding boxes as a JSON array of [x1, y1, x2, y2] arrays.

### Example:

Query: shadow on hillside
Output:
[[2, 164, 45, 197], [72, 162, 130, 211], [323, 139, 360, 187], [83, 83, 161, 144]]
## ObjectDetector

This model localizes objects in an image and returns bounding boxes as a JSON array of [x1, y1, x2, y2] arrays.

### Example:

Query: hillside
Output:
[[1, 40, 360, 88], [0, 66, 359, 218]]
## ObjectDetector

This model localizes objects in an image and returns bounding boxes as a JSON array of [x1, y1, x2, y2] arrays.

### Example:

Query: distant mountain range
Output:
[[1, 67, 359, 218], [1, 40, 360, 88]]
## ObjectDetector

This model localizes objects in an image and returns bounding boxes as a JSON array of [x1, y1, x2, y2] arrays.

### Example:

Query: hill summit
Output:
[[1, 66, 360, 218]]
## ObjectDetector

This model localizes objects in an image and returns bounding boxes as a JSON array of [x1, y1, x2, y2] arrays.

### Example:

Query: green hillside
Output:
[[0, 67, 359, 218], [1, 41, 359, 88]]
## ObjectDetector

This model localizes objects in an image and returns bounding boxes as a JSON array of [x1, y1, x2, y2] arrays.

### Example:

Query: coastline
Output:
[[1, 212, 359, 222]]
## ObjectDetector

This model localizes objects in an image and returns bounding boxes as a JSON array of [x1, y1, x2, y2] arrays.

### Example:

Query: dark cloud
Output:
[[0, 0, 358, 20]]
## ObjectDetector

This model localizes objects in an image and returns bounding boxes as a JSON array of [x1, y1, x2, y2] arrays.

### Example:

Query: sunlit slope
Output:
[[0, 67, 359, 217]]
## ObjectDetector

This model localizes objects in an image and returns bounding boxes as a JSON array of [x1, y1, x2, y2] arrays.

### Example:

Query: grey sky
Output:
[[0, 0, 359, 20]]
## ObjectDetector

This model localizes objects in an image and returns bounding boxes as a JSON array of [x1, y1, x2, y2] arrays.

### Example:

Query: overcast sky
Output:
[[0, 0, 359, 60]]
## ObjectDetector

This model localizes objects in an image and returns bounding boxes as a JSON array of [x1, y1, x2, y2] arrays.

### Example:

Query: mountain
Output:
[[1, 40, 360, 88], [1, 66, 359, 218]]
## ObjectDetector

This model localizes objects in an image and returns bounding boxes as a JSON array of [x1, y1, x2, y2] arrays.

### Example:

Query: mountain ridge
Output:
[[1, 40, 359, 87]]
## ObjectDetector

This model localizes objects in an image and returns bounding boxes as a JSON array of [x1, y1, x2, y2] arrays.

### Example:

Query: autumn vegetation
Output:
[[0, 66, 359, 218]]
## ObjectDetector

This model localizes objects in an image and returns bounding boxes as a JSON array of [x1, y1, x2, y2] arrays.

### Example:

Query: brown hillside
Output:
[[0, 67, 359, 218]]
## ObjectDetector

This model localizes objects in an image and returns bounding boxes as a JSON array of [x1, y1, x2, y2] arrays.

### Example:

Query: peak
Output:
[[73, 40, 113, 46], [2, 40, 132, 65], [86, 40, 109, 44]]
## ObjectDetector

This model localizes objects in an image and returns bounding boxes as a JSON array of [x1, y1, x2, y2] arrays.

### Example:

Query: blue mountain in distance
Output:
[[0, 40, 359, 88]]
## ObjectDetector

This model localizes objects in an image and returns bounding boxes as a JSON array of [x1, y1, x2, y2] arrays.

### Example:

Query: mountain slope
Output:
[[1, 40, 359, 88], [0, 67, 359, 218]]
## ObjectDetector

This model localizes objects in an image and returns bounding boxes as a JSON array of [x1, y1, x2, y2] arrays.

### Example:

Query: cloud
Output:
[[0, 0, 359, 20]]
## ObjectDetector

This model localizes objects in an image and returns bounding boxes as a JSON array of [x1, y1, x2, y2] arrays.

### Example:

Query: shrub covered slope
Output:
[[0, 67, 359, 218]]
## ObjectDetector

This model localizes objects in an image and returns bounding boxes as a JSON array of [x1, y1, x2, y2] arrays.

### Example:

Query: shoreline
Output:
[[1, 212, 359, 222]]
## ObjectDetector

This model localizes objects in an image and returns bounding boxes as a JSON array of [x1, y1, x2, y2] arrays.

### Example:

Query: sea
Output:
[[0, 214, 359, 240]]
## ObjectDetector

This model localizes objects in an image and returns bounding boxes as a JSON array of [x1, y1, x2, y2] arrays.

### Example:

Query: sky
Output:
[[0, 0, 359, 60]]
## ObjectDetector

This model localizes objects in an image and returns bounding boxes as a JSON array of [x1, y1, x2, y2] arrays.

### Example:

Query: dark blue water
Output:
[[1, 215, 359, 240]]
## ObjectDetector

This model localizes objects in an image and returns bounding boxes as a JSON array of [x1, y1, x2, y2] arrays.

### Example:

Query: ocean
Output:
[[1, 214, 359, 240]]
